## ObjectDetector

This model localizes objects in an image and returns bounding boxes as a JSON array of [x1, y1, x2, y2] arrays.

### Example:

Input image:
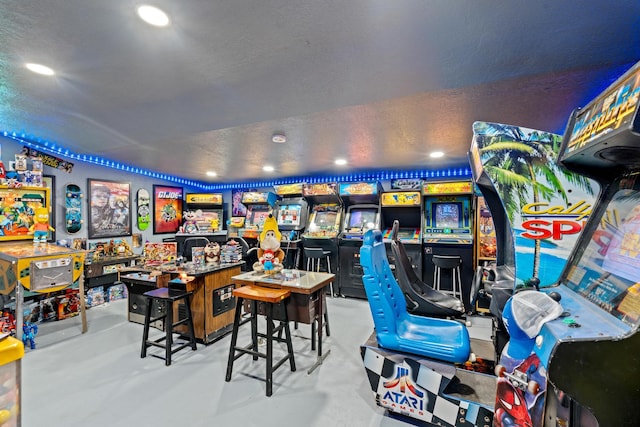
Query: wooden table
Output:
[[120, 262, 244, 343], [231, 269, 334, 373]]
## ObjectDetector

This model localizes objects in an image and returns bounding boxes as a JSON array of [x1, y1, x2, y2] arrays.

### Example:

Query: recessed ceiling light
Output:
[[430, 151, 445, 158], [206, 171, 217, 177], [272, 134, 286, 144], [335, 158, 348, 166], [25, 63, 55, 76], [263, 165, 275, 172], [137, 5, 170, 27]]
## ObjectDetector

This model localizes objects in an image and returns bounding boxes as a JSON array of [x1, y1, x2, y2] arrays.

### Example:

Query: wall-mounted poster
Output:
[[232, 189, 247, 217], [153, 185, 183, 234], [88, 179, 132, 239]]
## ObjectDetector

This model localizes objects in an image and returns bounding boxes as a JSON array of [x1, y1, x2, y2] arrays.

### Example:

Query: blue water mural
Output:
[[514, 232, 567, 286]]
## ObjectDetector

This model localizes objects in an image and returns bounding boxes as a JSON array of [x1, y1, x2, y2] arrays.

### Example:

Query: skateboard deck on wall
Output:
[[137, 188, 151, 231], [65, 184, 83, 234]]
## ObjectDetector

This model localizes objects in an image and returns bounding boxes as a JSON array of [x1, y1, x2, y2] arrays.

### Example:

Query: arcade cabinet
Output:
[[422, 180, 474, 308], [229, 190, 278, 242], [338, 181, 382, 299], [380, 190, 422, 278], [175, 193, 227, 257], [273, 183, 309, 269], [301, 183, 343, 283], [545, 61, 640, 426]]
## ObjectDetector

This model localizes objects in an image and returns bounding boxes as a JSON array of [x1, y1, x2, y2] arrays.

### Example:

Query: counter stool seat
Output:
[[141, 287, 197, 366], [225, 285, 296, 397]]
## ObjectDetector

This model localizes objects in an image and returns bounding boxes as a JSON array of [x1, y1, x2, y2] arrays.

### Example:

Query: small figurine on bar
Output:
[[252, 214, 284, 274], [29, 207, 55, 244], [204, 241, 221, 264]]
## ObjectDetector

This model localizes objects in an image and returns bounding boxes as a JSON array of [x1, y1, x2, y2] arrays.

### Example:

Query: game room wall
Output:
[[0, 134, 476, 250], [0, 135, 204, 247]]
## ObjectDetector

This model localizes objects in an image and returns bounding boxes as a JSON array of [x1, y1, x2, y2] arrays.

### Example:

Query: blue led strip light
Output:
[[2, 131, 471, 190]]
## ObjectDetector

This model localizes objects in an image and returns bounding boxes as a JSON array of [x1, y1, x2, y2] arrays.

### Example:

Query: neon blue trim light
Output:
[[2, 132, 471, 190]]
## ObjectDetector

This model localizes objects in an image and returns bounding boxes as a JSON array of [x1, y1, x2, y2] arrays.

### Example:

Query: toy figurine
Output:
[[181, 210, 200, 234], [22, 322, 38, 350], [252, 214, 285, 274], [204, 242, 221, 264], [260, 249, 280, 273], [29, 207, 55, 244]]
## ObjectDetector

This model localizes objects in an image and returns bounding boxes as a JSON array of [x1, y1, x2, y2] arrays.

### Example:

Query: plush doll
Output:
[[252, 214, 284, 274], [204, 241, 221, 264], [181, 210, 200, 234], [29, 207, 55, 244]]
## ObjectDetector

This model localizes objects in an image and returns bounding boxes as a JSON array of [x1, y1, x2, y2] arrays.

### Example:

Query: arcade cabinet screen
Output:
[[348, 208, 378, 229], [564, 187, 640, 326], [433, 202, 462, 229], [313, 211, 338, 228], [246, 205, 270, 228], [277, 204, 302, 227]]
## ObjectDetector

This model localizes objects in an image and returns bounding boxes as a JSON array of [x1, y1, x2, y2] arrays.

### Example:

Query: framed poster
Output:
[[231, 189, 247, 217], [87, 179, 131, 239], [43, 174, 56, 242], [153, 185, 183, 234]]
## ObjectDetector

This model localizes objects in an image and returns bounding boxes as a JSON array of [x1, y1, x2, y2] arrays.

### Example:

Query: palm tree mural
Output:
[[473, 122, 594, 280]]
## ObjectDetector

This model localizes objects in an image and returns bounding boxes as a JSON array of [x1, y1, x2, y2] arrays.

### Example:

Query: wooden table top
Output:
[[231, 269, 334, 295]]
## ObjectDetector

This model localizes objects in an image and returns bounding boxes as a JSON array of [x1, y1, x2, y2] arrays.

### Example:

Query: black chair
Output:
[[182, 237, 210, 261], [389, 220, 465, 317]]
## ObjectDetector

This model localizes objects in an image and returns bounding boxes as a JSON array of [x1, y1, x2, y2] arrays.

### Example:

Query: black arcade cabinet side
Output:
[[301, 183, 343, 288], [337, 181, 382, 299], [273, 183, 309, 269]]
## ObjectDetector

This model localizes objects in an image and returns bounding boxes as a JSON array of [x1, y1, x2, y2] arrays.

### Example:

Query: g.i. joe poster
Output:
[[471, 121, 599, 287], [153, 185, 183, 234]]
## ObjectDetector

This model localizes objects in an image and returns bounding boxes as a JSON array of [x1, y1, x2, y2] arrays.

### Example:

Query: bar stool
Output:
[[140, 287, 197, 366], [301, 247, 332, 340], [225, 285, 296, 397], [304, 247, 334, 297], [432, 255, 463, 300]]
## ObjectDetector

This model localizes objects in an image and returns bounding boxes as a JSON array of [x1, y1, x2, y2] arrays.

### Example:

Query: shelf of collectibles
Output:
[[81, 238, 140, 309]]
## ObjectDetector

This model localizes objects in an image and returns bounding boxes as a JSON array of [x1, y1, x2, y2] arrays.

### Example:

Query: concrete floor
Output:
[[22, 296, 420, 427]]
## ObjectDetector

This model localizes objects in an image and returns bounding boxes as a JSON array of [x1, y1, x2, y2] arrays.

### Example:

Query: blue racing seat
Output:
[[360, 229, 470, 363]]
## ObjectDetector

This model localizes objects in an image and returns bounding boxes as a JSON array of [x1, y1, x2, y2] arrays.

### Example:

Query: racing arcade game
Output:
[[301, 182, 342, 283], [546, 61, 640, 426], [422, 180, 474, 308], [338, 181, 382, 299], [380, 190, 422, 278], [273, 183, 309, 269]]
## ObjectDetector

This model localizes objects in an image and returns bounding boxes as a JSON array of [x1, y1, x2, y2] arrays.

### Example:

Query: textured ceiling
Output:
[[1, 0, 639, 184]]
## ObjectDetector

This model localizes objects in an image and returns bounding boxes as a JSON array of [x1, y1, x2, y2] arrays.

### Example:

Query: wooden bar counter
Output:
[[120, 261, 244, 344]]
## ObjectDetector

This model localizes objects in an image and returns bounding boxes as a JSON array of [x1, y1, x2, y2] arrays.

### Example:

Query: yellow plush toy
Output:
[[252, 214, 285, 274], [29, 207, 55, 244]]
